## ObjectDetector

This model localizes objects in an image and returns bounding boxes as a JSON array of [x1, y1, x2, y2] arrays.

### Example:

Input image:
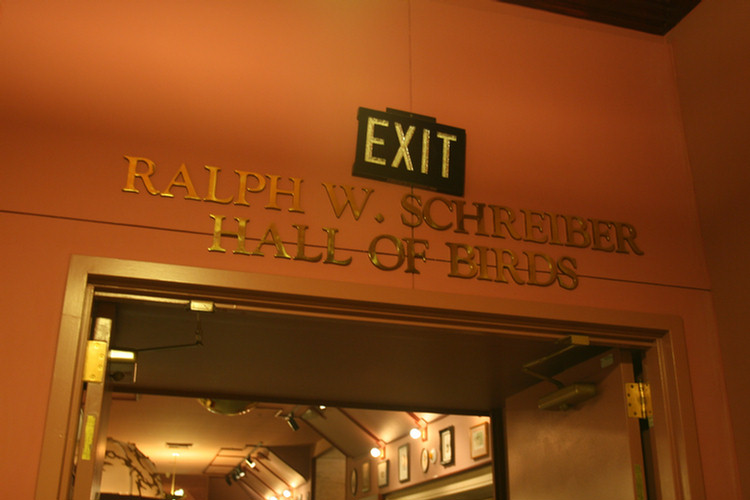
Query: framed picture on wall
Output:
[[439, 426, 455, 466], [377, 460, 389, 487], [470, 422, 489, 459], [350, 467, 357, 496], [398, 444, 410, 482], [361, 461, 370, 493]]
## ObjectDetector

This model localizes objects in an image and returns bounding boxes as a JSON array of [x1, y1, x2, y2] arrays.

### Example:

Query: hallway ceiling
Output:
[[107, 393, 443, 479], [507, 0, 700, 34]]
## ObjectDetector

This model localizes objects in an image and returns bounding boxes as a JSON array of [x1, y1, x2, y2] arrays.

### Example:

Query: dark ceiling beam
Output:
[[498, 0, 701, 35]]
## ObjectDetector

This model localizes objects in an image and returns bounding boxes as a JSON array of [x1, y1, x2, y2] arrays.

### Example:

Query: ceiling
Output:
[[107, 393, 444, 479], [100, 296, 607, 479], [106, 299, 568, 411], [506, 0, 700, 35]]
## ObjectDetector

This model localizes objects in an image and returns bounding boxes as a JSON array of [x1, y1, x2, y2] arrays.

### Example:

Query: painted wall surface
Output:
[[668, 1, 750, 498], [0, 0, 738, 498]]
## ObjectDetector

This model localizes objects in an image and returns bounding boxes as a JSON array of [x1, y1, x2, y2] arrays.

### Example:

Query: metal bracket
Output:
[[523, 335, 600, 411], [625, 383, 653, 419], [522, 334, 592, 389], [108, 349, 137, 383], [190, 300, 215, 312]]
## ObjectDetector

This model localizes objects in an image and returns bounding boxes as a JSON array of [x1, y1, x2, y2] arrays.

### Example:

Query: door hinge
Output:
[[83, 340, 108, 383], [625, 382, 653, 419]]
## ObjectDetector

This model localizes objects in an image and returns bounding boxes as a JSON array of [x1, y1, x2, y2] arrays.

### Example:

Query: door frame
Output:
[[35, 255, 704, 500]]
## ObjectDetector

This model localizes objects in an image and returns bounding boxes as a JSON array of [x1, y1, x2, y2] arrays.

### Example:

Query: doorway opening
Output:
[[36, 256, 704, 500], [83, 293, 505, 500]]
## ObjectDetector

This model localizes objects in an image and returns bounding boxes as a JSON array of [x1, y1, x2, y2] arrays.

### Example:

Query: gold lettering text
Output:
[[492, 248, 526, 285], [446, 242, 478, 279], [161, 163, 201, 200], [293, 224, 323, 262], [590, 218, 615, 252], [522, 209, 548, 244], [563, 215, 591, 248], [424, 196, 453, 231], [489, 205, 522, 240], [614, 222, 644, 255], [204, 166, 233, 204], [368, 234, 405, 271], [453, 201, 488, 236], [208, 214, 251, 255], [251, 223, 292, 259], [400, 193, 423, 228], [122, 156, 160, 195], [525, 251, 557, 287], [323, 183, 374, 220], [265, 175, 304, 213], [323, 227, 352, 265], [234, 171, 266, 206], [403, 238, 429, 274]]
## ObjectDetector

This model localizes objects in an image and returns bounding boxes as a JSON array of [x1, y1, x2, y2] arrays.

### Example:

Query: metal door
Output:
[[504, 349, 648, 500]]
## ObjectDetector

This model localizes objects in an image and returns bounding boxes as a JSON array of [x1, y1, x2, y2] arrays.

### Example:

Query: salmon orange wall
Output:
[[0, 0, 737, 498], [668, 0, 750, 497]]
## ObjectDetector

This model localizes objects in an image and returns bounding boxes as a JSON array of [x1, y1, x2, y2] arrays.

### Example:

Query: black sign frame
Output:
[[353, 107, 466, 196]]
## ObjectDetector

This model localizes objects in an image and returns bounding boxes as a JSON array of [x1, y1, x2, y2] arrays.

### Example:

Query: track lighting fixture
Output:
[[227, 445, 265, 487], [275, 409, 300, 431], [370, 443, 385, 459], [286, 414, 299, 431], [225, 464, 245, 485], [410, 422, 428, 441], [407, 413, 428, 441]]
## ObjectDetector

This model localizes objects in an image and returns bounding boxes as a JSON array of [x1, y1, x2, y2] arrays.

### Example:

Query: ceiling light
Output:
[[370, 445, 384, 458], [283, 489, 292, 497], [409, 427, 422, 439]]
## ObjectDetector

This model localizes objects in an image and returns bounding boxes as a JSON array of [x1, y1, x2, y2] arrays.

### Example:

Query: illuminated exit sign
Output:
[[353, 107, 466, 196]]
